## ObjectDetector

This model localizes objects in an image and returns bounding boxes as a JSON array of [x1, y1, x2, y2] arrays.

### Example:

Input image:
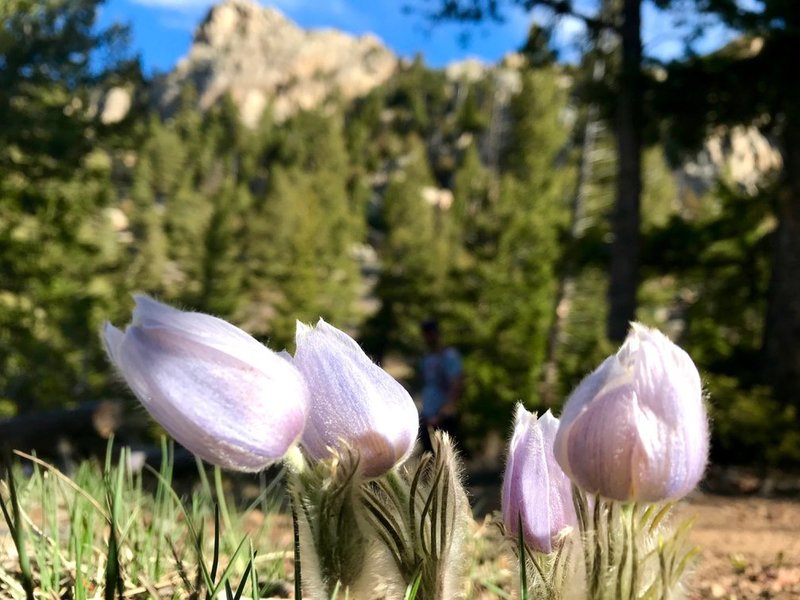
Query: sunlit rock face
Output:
[[154, 0, 398, 126], [99, 86, 132, 124], [681, 125, 782, 196]]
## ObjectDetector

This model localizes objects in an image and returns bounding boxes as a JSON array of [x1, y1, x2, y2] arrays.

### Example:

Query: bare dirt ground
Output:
[[466, 466, 800, 600], [680, 494, 800, 599]]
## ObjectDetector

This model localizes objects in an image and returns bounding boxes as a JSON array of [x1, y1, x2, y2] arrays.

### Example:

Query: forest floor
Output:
[[2, 456, 798, 599], [263, 488, 800, 599], [464, 465, 800, 600], [679, 493, 800, 599]]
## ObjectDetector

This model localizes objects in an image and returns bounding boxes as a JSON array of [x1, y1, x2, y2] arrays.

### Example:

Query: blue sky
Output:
[[97, 0, 738, 76]]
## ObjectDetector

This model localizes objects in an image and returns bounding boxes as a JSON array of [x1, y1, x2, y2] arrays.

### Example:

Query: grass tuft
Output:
[[0, 441, 287, 599]]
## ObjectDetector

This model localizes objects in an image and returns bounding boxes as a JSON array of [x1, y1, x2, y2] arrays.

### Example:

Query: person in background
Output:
[[419, 318, 464, 454]]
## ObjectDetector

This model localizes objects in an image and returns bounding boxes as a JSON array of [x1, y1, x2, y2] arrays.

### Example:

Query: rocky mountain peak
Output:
[[156, 0, 398, 126], [194, 0, 296, 49]]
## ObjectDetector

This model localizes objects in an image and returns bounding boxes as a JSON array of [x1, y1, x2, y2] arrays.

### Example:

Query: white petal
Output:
[[294, 319, 418, 477], [104, 296, 309, 471]]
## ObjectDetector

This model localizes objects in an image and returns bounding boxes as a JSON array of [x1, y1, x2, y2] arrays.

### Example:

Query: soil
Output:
[[680, 494, 800, 599], [466, 467, 800, 600]]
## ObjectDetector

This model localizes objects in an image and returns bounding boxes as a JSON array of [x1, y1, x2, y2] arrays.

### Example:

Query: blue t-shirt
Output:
[[420, 347, 463, 418]]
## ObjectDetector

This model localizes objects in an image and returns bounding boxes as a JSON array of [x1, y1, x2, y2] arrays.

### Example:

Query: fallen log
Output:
[[0, 401, 122, 454]]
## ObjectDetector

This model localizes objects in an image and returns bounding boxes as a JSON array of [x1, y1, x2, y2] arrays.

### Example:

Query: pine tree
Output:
[[241, 109, 363, 347], [196, 179, 246, 317], [128, 151, 168, 294], [448, 63, 574, 435], [0, 0, 136, 411], [365, 137, 450, 358]]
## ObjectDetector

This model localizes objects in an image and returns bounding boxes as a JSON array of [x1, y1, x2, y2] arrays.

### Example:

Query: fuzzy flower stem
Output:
[[616, 506, 630, 600], [629, 504, 639, 600], [291, 496, 302, 600], [606, 503, 616, 567], [572, 484, 594, 595], [552, 539, 569, 593], [518, 515, 529, 600], [659, 546, 670, 599], [364, 433, 468, 599], [408, 453, 431, 550], [523, 546, 557, 598], [590, 497, 603, 598]]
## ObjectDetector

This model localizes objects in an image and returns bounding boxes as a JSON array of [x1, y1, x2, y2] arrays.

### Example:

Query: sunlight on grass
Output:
[[0, 441, 289, 599]]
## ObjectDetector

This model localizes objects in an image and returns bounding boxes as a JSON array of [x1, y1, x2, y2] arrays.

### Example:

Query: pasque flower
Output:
[[554, 323, 709, 502], [102, 295, 309, 471], [290, 319, 419, 478], [502, 405, 576, 553]]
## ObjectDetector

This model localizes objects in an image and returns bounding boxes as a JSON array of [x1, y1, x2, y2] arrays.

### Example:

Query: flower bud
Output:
[[502, 405, 576, 553], [102, 295, 309, 471], [554, 323, 709, 502], [291, 319, 418, 478]]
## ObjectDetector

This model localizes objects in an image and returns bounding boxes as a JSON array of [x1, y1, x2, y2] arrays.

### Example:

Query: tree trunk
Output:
[[763, 118, 800, 405], [607, 0, 643, 342]]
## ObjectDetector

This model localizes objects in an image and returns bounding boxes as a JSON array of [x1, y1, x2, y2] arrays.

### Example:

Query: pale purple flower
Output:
[[291, 319, 419, 478], [502, 405, 576, 553], [554, 323, 709, 502], [102, 295, 309, 471]]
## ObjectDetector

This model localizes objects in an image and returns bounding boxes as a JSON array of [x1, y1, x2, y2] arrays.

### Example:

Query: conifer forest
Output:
[[2, 0, 799, 469]]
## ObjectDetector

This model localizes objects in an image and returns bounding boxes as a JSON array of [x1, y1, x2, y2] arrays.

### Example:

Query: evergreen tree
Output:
[[242, 110, 363, 347], [366, 138, 449, 358], [655, 0, 800, 424], [128, 151, 168, 294], [0, 0, 135, 412], [418, 0, 645, 341], [198, 179, 246, 317], [447, 64, 575, 436]]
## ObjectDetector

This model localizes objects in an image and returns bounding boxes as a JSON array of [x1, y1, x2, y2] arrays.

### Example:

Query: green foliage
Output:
[[0, 0, 795, 466], [245, 110, 364, 347], [705, 374, 800, 465], [0, 445, 286, 597], [0, 0, 136, 412], [447, 65, 574, 436], [654, 0, 800, 423], [288, 448, 368, 595], [366, 137, 447, 357]]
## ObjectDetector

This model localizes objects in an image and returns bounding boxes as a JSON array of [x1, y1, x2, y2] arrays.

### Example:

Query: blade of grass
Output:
[[1, 452, 34, 600], [143, 462, 215, 592], [248, 542, 259, 600], [169, 537, 194, 592], [208, 535, 256, 598], [480, 579, 513, 599], [232, 555, 254, 600], [210, 504, 221, 584], [104, 503, 121, 600], [213, 466, 234, 536], [13, 450, 107, 519], [104, 444, 125, 600], [403, 570, 423, 600]]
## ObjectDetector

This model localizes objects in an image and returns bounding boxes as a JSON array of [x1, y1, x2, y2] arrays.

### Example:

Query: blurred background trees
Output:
[[1, 0, 797, 466], [0, 0, 138, 414]]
